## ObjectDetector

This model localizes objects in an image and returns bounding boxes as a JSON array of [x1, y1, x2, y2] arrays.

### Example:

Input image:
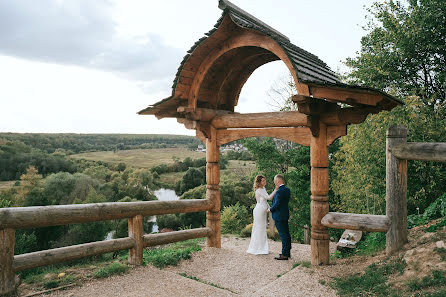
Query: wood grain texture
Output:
[[391, 143, 446, 162], [216, 127, 311, 146], [128, 215, 143, 266], [211, 111, 310, 129], [321, 212, 390, 232], [386, 126, 408, 254], [0, 200, 213, 229], [143, 228, 211, 247], [13, 238, 135, 272], [0, 228, 16, 296]]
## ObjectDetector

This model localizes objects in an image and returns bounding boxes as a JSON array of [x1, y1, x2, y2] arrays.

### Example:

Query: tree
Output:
[[345, 0, 446, 107], [333, 0, 446, 215]]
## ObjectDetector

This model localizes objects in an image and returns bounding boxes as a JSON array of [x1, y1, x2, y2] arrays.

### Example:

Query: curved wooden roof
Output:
[[139, 0, 402, 118]]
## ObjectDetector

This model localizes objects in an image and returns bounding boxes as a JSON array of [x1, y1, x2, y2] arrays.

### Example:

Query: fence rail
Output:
[[0, 199, 214, 296], [0, 199, 213, 229], [391, 142, 446, 162]]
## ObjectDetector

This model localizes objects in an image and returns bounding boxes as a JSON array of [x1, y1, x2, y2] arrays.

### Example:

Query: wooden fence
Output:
[[0, 199, 214, 296], [322, 125, 446, 254]]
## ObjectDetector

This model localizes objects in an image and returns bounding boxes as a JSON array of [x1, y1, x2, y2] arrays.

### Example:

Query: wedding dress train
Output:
[[247, 187, 276, 254]]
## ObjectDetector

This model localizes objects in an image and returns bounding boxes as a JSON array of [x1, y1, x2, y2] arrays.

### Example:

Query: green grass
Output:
[[92, 262, 129, 278], [158, 171, 185, 186], [435, 247, 446, 261], [143, 238, 203, 268], [70, 148, 205, 168], [179, 272, 235, 293], [331, 258, 406, 297], [408, 270, 446, 292], [292, 261, 311, 269]]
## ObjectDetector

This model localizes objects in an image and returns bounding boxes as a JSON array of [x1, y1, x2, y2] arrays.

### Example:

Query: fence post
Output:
[[304, 224, 310, 245], [386, 126, 408, 254], [0, 228, 17, 297], [206, 126, 221, 248], [128, 215, 143, 265]]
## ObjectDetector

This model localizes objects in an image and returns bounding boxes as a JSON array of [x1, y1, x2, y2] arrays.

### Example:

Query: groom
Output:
[[268, 174, 291, 260]]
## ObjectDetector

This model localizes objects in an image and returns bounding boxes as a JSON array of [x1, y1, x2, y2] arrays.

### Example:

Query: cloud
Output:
[[0, 0, 183, 82]]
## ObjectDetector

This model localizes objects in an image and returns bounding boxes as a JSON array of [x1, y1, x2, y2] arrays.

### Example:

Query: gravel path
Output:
[[46, 236, 337, 297]]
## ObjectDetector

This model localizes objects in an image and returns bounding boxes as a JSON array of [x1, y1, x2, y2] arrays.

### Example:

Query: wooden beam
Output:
[[321, 212, 390, 232], [0, 200, 213, 229], [320, 107, 378, 125], [386, 126, 408, 254], [211, 111, 310, 129], [309, 86, 383, 106], [327, 125, 347, 145], [391, 143, 446, 162], [143, 228, 211, 247], [177, 107, 234, 122], [13, 238, 135, 272], [216, 127, 311, 146], [292, 95, 339, 115]]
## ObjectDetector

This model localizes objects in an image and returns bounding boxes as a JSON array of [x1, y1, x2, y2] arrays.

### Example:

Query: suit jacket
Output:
[[270, 184, 291, 221]]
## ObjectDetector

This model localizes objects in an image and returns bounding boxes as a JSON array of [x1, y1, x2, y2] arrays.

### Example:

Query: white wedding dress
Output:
[[247, 187, 276, 254]]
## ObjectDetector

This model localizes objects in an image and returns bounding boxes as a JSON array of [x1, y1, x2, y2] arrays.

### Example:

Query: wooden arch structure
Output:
[[139, 0, 403, 265]]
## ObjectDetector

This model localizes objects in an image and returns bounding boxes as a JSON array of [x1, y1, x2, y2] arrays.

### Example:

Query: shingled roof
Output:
[[139, 0, 402, 117]]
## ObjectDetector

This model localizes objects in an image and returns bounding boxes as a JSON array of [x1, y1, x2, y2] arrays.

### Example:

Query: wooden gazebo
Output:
[[139, 0, 403, 265]]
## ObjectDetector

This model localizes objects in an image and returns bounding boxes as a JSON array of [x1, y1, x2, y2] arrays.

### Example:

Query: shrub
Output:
[[143, 240, 202, 268], [241, 223, 253, 237], [408, 193, 446, 228], [221, 202, 249, 234]]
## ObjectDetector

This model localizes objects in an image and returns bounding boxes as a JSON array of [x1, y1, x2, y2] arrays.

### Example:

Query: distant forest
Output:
[[0, 133, 201, 154], [0, 133, 200, 181]]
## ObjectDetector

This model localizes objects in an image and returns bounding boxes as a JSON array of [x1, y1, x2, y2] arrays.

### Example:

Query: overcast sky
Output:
[[0, 0, 378, 135]]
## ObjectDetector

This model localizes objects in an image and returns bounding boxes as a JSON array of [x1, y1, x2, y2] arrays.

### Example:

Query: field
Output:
[[0, 181, 15, 190], [70, 148, 206, 168]]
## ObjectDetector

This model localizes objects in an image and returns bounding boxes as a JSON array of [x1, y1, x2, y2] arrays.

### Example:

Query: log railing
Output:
[[321, 125, 446, 255], [0, 199, 213, 296]]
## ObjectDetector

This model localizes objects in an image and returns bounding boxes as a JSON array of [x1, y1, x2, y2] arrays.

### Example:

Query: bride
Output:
[[247, 175, 277, 255]]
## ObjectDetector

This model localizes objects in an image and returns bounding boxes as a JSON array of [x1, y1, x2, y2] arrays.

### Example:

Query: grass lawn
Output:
[[0, 181, 15, 190], [70, 148, 205, 168]]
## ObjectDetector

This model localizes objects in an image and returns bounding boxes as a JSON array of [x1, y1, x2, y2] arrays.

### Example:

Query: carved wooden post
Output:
[[0, 228, 16, 297], [310, 121, 329, 265], [206, 126, 221, 248], [386, 126, 408, 254], [128, 215, 143, 265]]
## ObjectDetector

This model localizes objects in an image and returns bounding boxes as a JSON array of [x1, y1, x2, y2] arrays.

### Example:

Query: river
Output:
[[150, 188, 179, 232], [106, 188, 179, 239]]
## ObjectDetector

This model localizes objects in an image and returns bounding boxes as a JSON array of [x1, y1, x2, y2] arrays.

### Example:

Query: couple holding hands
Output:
[[247, 174, 291, 260]]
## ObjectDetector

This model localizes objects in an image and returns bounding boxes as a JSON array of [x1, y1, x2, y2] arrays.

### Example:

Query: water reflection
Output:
[[151, 188, 179, 232]]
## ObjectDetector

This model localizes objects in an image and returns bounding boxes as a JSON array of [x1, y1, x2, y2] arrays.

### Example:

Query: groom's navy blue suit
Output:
[[270, 184, 291, 257]]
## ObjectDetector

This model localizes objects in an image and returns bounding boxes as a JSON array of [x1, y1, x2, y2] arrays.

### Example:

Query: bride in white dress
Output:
[[247, 175, 277, 255]]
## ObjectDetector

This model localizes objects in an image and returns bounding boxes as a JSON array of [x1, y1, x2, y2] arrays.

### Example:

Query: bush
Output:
[[157, 214, 182, 231], [241, 223, 253, 237], [143, 239, 202, 268], [221, 202, 249, 234], [408, 193, 446, 228]]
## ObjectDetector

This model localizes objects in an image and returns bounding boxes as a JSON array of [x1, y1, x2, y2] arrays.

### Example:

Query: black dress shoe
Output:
[[274, 254, 289, 260]]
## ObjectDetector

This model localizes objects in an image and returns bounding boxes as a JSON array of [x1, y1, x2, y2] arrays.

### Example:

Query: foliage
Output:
[[175, 167, 206, 195], [156, 214, 182, 231], [220, 202, 249, 234], [240, 223, 253, 238], [0, 133, 200, 154], [14, 231, 38, 255], [143, 239, 202, 268], [92, 262, 129, 278], [0, 140, 76, 181], [331, 97, 446, 215], [331, 258, 406, 297], [151, 157, 206, 175], [345, 0, 446, 105], [407, 193, 446, 228], [336, 0, 446, 216], [223, 150, 255, 161]]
